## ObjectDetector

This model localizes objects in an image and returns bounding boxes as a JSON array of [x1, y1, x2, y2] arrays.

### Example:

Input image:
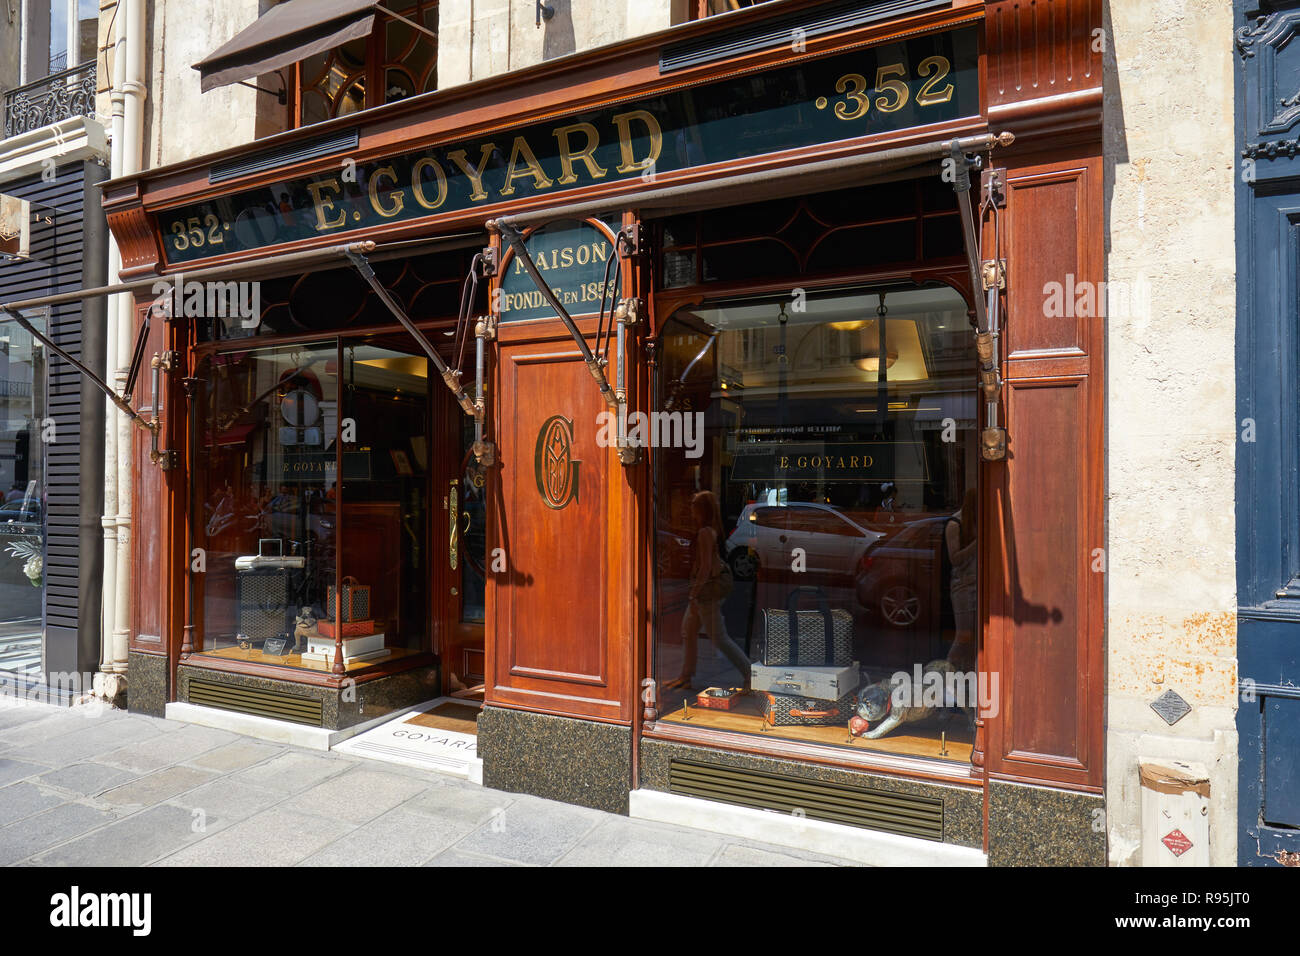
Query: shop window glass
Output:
[[0, 317, 47, 679], [192, 339, 431, 672], [653, 284, 979, 764]]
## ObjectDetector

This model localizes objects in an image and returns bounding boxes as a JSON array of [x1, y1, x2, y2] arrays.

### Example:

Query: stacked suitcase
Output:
[[755, 587, 859, 727]]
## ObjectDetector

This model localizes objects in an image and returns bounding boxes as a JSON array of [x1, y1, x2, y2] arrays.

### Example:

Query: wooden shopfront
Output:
[[96, 0, 1107, 864]]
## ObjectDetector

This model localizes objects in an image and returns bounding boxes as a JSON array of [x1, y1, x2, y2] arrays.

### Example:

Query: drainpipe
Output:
[[113, 0, 146, 680], [102, 0, 146, 690], [98, 0, 128, 694]]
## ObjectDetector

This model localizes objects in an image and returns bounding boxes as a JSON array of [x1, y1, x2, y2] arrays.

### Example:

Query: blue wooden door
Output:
[[1236, 1, 1300, 867]]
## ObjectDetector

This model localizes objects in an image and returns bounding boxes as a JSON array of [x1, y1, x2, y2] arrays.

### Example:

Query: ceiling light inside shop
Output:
[[848, 319, 929, 382]]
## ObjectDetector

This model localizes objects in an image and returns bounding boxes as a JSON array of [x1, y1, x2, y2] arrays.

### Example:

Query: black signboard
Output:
[[159, 26, 979, 264], [498, 219, 620, 322], [730, 441, 930, 483]]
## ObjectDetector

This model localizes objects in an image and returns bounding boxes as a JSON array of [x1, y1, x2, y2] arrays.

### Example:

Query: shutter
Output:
[[0, 165, 95, 672]]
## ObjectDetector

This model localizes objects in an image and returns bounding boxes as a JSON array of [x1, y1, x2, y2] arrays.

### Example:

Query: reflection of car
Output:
[[0, 499, 42, 534], [725, 502, 885, 581], [854, 516, 951, 629], [656, 530, 693, 578]]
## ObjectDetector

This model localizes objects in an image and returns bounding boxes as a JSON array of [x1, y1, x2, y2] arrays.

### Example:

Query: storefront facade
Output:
[[100, 0, 1108, 864]]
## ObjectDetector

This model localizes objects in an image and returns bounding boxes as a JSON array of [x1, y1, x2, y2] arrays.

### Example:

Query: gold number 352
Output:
[[830, 55, 954, 120]]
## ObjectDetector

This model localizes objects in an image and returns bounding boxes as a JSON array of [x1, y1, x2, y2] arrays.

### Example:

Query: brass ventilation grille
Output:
[[186, 677, 323, 726], [669, 758, 944, 841]]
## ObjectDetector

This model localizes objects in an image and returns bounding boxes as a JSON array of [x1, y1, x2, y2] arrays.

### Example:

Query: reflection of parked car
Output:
[[0, 499, 42, 534], [657, 530, 693, 578], [854, 516, 951, 629], [725, 502, 884, 581]]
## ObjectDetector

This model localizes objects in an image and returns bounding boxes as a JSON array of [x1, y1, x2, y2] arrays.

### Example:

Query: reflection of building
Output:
[[0, 0, 107, 691]]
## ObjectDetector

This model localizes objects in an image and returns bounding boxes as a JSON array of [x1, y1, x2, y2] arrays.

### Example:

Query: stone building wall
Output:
[[1102, 0, 1239, 866]]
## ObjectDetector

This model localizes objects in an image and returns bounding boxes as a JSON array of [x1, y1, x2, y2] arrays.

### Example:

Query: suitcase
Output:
[[317, 618, 376, 639], [237, 568, 292, 643], [759, 691, 856, 727], [760, 586, 853, 666], [751, 661, 859, 700]]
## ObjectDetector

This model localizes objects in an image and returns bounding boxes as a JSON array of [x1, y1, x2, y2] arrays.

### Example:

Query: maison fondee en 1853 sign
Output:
[[157, 26, 978, 266]]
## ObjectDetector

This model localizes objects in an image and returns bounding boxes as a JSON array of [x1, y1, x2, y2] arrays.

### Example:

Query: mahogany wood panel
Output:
[[487, 329, 633, 722], [982, 145, 1104, 791], [1002, 166, 1086, 357], [986, 0, 1102, 109]]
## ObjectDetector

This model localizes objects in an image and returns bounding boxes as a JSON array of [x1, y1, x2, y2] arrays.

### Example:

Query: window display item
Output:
[[292, 607, 318, 652], [234, 538, 306, 571], [262, 637, 290, 656], [304, 630, 388, 664], [694, 687, 742, 711], [759, 690, 856, 727], [317, 617, 377, 639], [760, 586, 853, 667], [327, 576, 372, 621], [751, 661, 859, 700], [851, 659, 967, 739]]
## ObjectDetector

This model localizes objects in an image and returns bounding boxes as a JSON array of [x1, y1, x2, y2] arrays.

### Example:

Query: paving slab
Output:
[[556, 816, 725, 867], [299, 807, 474, 866], [37, 762, 139, 797], [4, 716, 161, 766], [96, 765, 218, 809], [0, 801, 118, 865], [711, 843, 844, 866], [182, 739, 284, 773], [166, 778, 285, 828], [154, 806, 354, 867], [288, 766, 431, 825], [32, 804, 207, 867], [231, 751, 352, 794], [95, 723, 239, 772], [0, 781, 66, 823], [424, 847, 524, 867], [0, 757, 49, 787], [452, 794, 603, 866], [402, 779, 517, 827]]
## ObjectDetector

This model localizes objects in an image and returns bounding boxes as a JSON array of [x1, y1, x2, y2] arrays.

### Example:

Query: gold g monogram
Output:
[[534, 414, 581, 509]]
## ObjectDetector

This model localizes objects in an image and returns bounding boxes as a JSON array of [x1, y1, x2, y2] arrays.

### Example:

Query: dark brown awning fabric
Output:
[[193, 0, 379, 94]]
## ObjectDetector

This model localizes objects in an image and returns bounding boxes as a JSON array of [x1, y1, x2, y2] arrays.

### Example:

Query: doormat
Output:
[[334, 698, 480, 777]]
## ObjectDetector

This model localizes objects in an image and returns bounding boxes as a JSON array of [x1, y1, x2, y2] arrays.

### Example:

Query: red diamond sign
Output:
[[1162, 829, 1193, 857]]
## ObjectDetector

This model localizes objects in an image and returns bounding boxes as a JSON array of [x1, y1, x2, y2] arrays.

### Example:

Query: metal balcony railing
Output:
[[4, 61, 97, 139]]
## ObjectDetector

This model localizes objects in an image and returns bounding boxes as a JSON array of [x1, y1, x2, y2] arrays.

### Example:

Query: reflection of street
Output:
[[0, 616, 42, 676]]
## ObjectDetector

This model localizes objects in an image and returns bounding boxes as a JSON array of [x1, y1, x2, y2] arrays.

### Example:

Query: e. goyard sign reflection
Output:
[[158, 26, 979, 264], [535, 414, 581, 509]]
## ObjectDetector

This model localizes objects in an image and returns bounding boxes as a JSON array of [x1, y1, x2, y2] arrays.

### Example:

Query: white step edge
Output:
[[165, 700, 421, 751], [628, 789, 988, 867]]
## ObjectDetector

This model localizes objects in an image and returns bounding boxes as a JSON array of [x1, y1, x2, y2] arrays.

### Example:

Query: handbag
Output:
[[697, 564, 734, 603], [760, 586, 853, 666], [327, 576, 371, 622], [759, 690, 856, 727]]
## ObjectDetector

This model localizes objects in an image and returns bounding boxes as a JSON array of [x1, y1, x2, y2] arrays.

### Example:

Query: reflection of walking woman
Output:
[[945, 489, 978, 670], [665, 491, 751, 690]]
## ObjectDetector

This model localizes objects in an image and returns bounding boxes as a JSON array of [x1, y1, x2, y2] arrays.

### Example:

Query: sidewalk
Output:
[[0, 699, 860, 866]]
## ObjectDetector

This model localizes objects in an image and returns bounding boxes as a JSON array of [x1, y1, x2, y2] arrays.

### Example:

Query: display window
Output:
[[651, 271, 980, 763], [190, 335, 433, 672]]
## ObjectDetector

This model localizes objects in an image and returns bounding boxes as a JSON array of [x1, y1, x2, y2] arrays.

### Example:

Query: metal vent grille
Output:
[[209, 129, 360, 184], [187, 677, 323, 726], [669, 758, 944, 841], [659, 0, 951, 74]]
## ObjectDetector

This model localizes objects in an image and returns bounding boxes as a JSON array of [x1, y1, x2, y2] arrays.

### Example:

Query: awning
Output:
[[193, 0, 381, 94]]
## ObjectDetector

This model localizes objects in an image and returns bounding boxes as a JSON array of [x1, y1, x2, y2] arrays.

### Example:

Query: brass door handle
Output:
[[449, 480, 459, 570]]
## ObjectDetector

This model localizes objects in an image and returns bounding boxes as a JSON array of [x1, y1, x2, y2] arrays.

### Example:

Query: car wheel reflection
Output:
[[880, 582, 921, 628], [728, 547, 759, 581]]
